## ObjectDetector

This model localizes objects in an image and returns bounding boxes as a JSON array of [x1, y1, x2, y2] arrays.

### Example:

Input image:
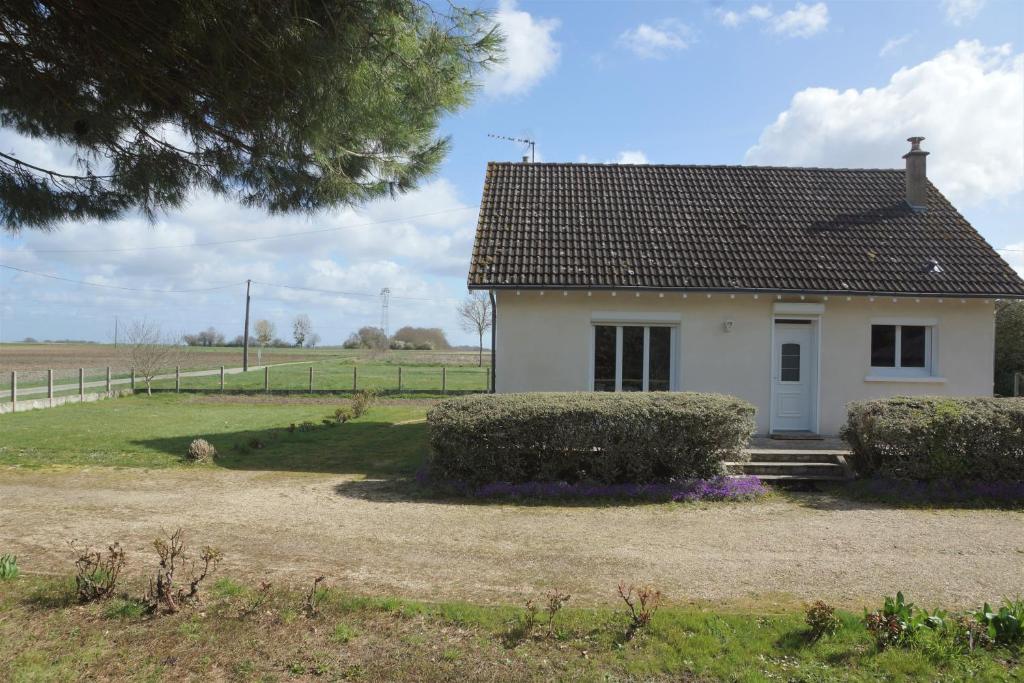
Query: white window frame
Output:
[[589, 323, 678, 392], [868, 320, 936, 379]]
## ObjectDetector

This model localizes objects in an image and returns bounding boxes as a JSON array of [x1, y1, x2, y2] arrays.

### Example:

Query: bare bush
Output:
[[146, 529, 222, 614], [186, 438, 216, 463], [304, 575, 327, 617], [350, 390, 377, 418], [71, 541, 126, 602], [618, 582, 662, 639]]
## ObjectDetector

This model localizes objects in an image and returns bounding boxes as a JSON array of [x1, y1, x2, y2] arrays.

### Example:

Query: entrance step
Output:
[[727, 449, 854, 481], [768, 431, 825, 441]]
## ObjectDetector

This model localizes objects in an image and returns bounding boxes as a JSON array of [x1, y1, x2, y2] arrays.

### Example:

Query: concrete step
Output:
[[726, 460, 852, 480], [745, 449, 845, 463]]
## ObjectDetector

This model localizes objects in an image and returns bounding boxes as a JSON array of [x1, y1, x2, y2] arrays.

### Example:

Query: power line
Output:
[[0, 264, 244, 293], [250, 280, 457, 304], [17, 206, 479, 255]]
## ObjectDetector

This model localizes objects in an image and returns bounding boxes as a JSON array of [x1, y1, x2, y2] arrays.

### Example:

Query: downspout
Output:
[[489, 289, 497, 393]]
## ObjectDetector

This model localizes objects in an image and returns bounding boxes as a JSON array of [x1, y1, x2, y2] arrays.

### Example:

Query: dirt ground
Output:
[[2, 467, 1021, 610]]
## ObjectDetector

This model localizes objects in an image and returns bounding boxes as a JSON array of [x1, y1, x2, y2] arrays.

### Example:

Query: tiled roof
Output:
[[468, 162, 1024, 297]]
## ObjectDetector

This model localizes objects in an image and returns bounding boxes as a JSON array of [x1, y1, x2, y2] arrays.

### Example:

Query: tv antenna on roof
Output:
[[488, 133, 535, 163]]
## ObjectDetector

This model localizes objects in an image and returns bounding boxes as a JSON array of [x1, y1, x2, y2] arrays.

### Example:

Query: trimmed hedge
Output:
[[426, 392, 756, 484], [841, 397, 1024, 481]]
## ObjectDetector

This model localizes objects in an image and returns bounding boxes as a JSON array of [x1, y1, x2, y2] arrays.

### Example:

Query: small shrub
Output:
[[952, 615, 993, 652], [297, 421, 317, 432], [543, 590, 571, 637], [428, 392, 756, 484], [805, 600, 840, 641], [864, 592, 945, 649], [976, 599, 1024, 646], [186, 438, 216, 463], [618, 582, 662, 639], [242, 580, 273, 617], [841, 397, 1024, 481], [350, 390, 377, 419], [0, 554, 18, 580], [146, 528, 222, 614], [333, 406, 354, 423], [71, 541, 126, 602]]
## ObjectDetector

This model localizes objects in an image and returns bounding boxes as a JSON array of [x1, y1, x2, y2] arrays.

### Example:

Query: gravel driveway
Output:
[[1, 467, 1021, 609]]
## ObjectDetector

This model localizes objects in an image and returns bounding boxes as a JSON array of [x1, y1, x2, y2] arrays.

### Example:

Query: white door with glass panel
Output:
[[772, 321, 815, 432], [593, 325, 673, 391]]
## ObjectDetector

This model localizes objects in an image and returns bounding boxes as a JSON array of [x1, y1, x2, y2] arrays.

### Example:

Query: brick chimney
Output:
[[903, 136, 929, 211]]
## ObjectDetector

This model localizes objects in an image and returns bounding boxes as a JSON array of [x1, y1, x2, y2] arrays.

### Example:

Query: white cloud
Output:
[[484, 0, 561, 97], [615, 150, 650, 164], [715, 3, 828, 38], [745, 41, 1024, 206], [879, 33, 912, 57], [942, 0, 985, 25], [770, 3, 829, 37], [618, 19, 694, 59]]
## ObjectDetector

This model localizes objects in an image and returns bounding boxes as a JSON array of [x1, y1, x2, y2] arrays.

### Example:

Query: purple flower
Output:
[[415, 468, 767, 502]]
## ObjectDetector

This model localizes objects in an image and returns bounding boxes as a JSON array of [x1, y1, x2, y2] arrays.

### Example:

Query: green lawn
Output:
[[0, 393, 428, 472], [149, 357, 488, 393], [0, 575, 1018, 682]]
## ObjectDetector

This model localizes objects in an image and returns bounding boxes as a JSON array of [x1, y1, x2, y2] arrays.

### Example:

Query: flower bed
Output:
[[415, 468, 767, 502]]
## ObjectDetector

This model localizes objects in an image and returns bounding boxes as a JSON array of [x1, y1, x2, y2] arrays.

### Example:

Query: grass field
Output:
[[1, 574, 1017, 681], [1, 343, 490, 399], [0, 393, 428, 470]]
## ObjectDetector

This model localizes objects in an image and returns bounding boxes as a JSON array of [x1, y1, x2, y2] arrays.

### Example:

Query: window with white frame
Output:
[[870, 324, 934, 377], [593, 324, 673, 392]]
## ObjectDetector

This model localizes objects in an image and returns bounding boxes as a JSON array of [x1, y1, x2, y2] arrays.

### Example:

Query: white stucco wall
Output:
[[492, 290, 996, 435]]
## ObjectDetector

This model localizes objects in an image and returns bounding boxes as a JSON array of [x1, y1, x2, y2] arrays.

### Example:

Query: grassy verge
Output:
[[0, 393, 428, 472], [0, 575, 1017, 682]]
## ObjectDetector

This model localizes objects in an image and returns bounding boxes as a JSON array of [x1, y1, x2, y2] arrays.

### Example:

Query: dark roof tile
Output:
[[467, 162, 1024, 297]]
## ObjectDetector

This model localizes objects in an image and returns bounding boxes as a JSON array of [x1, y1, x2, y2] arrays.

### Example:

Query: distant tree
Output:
[[21, 337, 38, 343], [253, 319, 275, 364], [393, 326, 450, 350], [226, 335, 246, 347], [184, 327, 225, 347], [995, 300, 1024, 395], [457, 292, 492, 366], [292, 314, 313, 347], [342, 326, 388, 350], [306, 332, 321, 348], [0, 1, 501, 231], [122, 321, 188, 395]]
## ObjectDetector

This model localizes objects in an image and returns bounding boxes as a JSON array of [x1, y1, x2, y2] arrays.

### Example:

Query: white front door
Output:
[[771, 322, 816, 432]]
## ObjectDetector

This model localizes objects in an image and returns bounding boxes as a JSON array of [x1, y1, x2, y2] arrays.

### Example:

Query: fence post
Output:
[[264, 366, 269, 393], [220, 366, 225, 391], [48, 369, 54, 404], [175, 366, 180, 392], [130, 367, 135, 391], [353, 366, 357, 391], [442, 366, 446, 394], [1015, 372, 1022, 397], [309, 366, 314, 392], [79, 368, 84, 400], [106, 366, 111, 394], [10, 371, 15, 409], [398, 366, 402, 392]]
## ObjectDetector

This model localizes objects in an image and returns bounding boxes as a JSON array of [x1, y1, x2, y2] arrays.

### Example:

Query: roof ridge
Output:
[[484, 161, 904, 172]]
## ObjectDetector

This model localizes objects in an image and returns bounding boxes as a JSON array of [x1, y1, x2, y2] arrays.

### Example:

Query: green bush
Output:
[[841, 397, 1024, 481], [426, 392, 756, 484]]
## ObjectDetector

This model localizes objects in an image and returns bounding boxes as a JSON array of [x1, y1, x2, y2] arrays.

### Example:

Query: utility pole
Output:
[[113, 316, 118, 348], [243, 279, 252, 371]]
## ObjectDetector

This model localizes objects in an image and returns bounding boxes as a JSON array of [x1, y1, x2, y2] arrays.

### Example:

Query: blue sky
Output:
[[1, 0, 1022, 345]]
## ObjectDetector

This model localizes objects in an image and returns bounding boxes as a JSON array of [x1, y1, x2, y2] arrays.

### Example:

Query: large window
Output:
[[870, 324, 932, 376], [593, 325, 674, 392]]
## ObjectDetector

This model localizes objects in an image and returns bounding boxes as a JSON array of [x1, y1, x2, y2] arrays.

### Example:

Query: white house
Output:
[[467, 138, 1024, 436]]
